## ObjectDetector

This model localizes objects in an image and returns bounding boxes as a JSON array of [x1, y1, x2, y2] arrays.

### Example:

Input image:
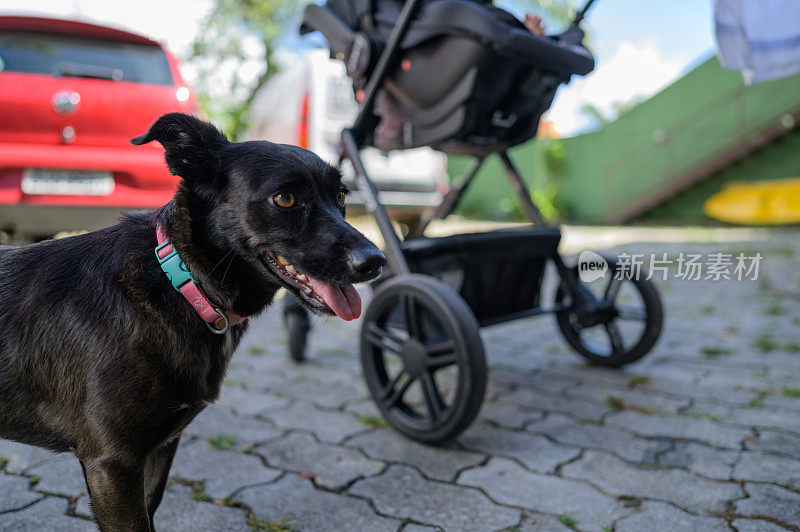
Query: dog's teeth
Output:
[[285, 264, 297, 275], [277, 255, 289, 265], [297, 273, 308, 283]]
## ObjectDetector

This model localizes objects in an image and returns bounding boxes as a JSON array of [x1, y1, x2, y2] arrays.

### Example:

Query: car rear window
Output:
[[0, 30, 173, 85]]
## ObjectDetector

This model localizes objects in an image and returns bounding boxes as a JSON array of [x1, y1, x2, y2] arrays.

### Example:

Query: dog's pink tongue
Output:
[[307, 277, 362, 321]]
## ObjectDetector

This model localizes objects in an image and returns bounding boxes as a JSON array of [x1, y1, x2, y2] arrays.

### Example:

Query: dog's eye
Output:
[[337, 192, 346, 207], [274, 192, 296, 208]]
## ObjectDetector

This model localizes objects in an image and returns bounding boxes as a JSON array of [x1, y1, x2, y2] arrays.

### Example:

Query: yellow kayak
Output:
[[704, 177, 800, 225]]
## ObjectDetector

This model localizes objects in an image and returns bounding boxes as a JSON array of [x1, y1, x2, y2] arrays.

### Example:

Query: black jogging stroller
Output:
[[287, 0, 664, 443]]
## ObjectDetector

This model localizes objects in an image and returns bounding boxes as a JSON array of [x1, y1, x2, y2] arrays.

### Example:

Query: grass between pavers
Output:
[[247, 516, 295, 531], [248, 345, 267, 355], [764, 304, 787, 316], [358, 415, 389, 428], [701, 345, 731, 357], [752, 335, 778, 353], [627, 374, 650, 388], [603, 395, 659, 415], [781, 386, 800, 398], [27, 475, 40, 487], [748, 390, 767, 408], [207, 433, 238, 451], [557, 513, 578, 527]]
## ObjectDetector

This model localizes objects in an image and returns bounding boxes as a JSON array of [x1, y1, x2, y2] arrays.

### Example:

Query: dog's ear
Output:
[[131, 113, 228, 196]]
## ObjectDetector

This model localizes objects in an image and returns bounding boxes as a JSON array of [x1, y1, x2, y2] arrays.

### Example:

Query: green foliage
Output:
[[557, 513, 579, 527], [207, 433, 238, 451], [188, 0, 310, 139], [247, 516, 294, 531], [604, 395, 625, 411], [781, 386, 800, 398], [358, 415, 389, 428]]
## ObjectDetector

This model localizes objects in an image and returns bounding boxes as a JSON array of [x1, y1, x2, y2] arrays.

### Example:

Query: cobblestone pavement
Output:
[[1, 228, 799, 531]]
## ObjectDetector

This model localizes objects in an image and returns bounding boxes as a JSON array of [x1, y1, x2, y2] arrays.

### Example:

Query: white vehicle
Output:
[[247, 48, 449, 230]]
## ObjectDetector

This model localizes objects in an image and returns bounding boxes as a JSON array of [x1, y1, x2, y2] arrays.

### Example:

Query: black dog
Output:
[[0, 113, 385, 531]]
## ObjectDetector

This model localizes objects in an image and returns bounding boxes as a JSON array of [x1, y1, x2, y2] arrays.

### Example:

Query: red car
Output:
[[0, 16, 198, 235]]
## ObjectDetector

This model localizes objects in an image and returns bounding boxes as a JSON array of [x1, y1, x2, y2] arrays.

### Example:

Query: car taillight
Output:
[[298, 93, 310, 149]]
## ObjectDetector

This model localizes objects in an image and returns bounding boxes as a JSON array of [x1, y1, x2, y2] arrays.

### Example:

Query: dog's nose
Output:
[[347, 247, 386, 281]]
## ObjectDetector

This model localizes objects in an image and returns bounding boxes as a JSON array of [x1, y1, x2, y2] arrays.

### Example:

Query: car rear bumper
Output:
[[0, 142, 175, 207]]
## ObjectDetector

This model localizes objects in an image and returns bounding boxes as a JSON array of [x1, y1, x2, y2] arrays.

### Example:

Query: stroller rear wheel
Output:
[[360, 274, 486, 443], [555, 259, 663, 367]]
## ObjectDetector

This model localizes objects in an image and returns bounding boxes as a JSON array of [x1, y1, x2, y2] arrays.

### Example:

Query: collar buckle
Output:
[[155, 242, 197, 291]]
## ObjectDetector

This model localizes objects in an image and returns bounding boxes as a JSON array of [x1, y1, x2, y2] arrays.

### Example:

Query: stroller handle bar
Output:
[[573, 0, 598, 26]]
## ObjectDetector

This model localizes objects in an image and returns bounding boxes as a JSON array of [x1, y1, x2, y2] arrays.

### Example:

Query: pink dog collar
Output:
[[155, 223, 246, 334]]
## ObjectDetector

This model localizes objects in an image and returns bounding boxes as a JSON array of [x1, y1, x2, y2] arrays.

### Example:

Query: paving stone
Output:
[[459, 422, 580, 472], [0, 474, 43, 513], [237, 474, 399, 531], [263, 400, 367, 443], [183, 405, 283, 446], [736, 483, 800, 526], [566, 382, 690, 415], [731, 518, 790, 531], [351, 464, 519, 531], [169, 439, 281, 499], [745, 429, 800, 459], [478, 398, 545, 429], [606, 410, 750, 449], [269, 377, 367, 410], [497, 387, 610, 421], [561, 451, 743, 513], [153, 484, 249, 532], [0, 440, 58, 474], [402, 525, 440, 532], [657, 442, 739, 480], [348, 429, 485, 482], [27, 454, 87, 498], [615, 501, 729, 531], [458, 457, 626, 530], [525, 413, 665, 462], [733, 451, 800, 491], [691, 401, 800, 435], [214, 385, 291, 417], [253, 432, 382, 489], [0, 496, 93, 532], [516, 513, 571, 531]]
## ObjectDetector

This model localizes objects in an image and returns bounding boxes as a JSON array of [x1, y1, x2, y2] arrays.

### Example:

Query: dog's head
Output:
[[132, 113, 385, 320]]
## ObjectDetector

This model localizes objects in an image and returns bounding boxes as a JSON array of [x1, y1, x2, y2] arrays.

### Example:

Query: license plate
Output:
[[21, 169, 115, 196]]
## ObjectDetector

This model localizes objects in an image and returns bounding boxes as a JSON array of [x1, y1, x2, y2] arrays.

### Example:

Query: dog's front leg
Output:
[[81, 456, 151, 532], [143, 437, 180, 529]]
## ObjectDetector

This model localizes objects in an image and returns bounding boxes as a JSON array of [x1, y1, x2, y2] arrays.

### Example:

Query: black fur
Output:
[[0, 113, 384, 531]]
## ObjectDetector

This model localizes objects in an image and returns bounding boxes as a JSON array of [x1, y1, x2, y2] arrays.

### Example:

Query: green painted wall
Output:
[[450, 54, 800, 223], [637, 129, 800, 223]]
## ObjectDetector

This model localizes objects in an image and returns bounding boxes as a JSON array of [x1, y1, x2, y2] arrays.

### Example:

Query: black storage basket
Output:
[[401, 227, 561, 324]]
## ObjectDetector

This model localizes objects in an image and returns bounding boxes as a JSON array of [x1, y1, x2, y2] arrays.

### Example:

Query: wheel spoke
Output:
[[605, 322, 625, 353], [365, 322, 403, 354], [381, 371, 413, 408], [421, 371, 445, 422], [615, 306, 647, 321], [402, 294, 423, 340], [426, 340, 457, 371], [604, 276, 622, 301]]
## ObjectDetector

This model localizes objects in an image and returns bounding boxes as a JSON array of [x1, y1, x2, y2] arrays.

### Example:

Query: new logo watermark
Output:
[[578, 250, 608, 282], [577, 251, 763, 282]]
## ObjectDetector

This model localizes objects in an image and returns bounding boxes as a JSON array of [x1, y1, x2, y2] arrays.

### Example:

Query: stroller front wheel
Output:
[[360, 274, 486, 443], [554, 259, 663, 367]]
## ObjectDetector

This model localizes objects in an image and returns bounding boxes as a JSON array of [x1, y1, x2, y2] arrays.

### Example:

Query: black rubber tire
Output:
[[360, 274, 486, 444], [555, 260, 663, 367], [283, 293, 310, 363]]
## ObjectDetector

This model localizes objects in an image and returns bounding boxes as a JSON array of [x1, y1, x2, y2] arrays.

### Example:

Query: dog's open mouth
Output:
[[264, 251, 361, 321]]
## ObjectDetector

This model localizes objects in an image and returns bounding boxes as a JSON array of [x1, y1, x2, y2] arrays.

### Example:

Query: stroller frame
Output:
[[290, 0, 664, 443]]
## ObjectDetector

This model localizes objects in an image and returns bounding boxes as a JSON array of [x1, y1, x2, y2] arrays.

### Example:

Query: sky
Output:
[[0, 0, 716, 136]]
